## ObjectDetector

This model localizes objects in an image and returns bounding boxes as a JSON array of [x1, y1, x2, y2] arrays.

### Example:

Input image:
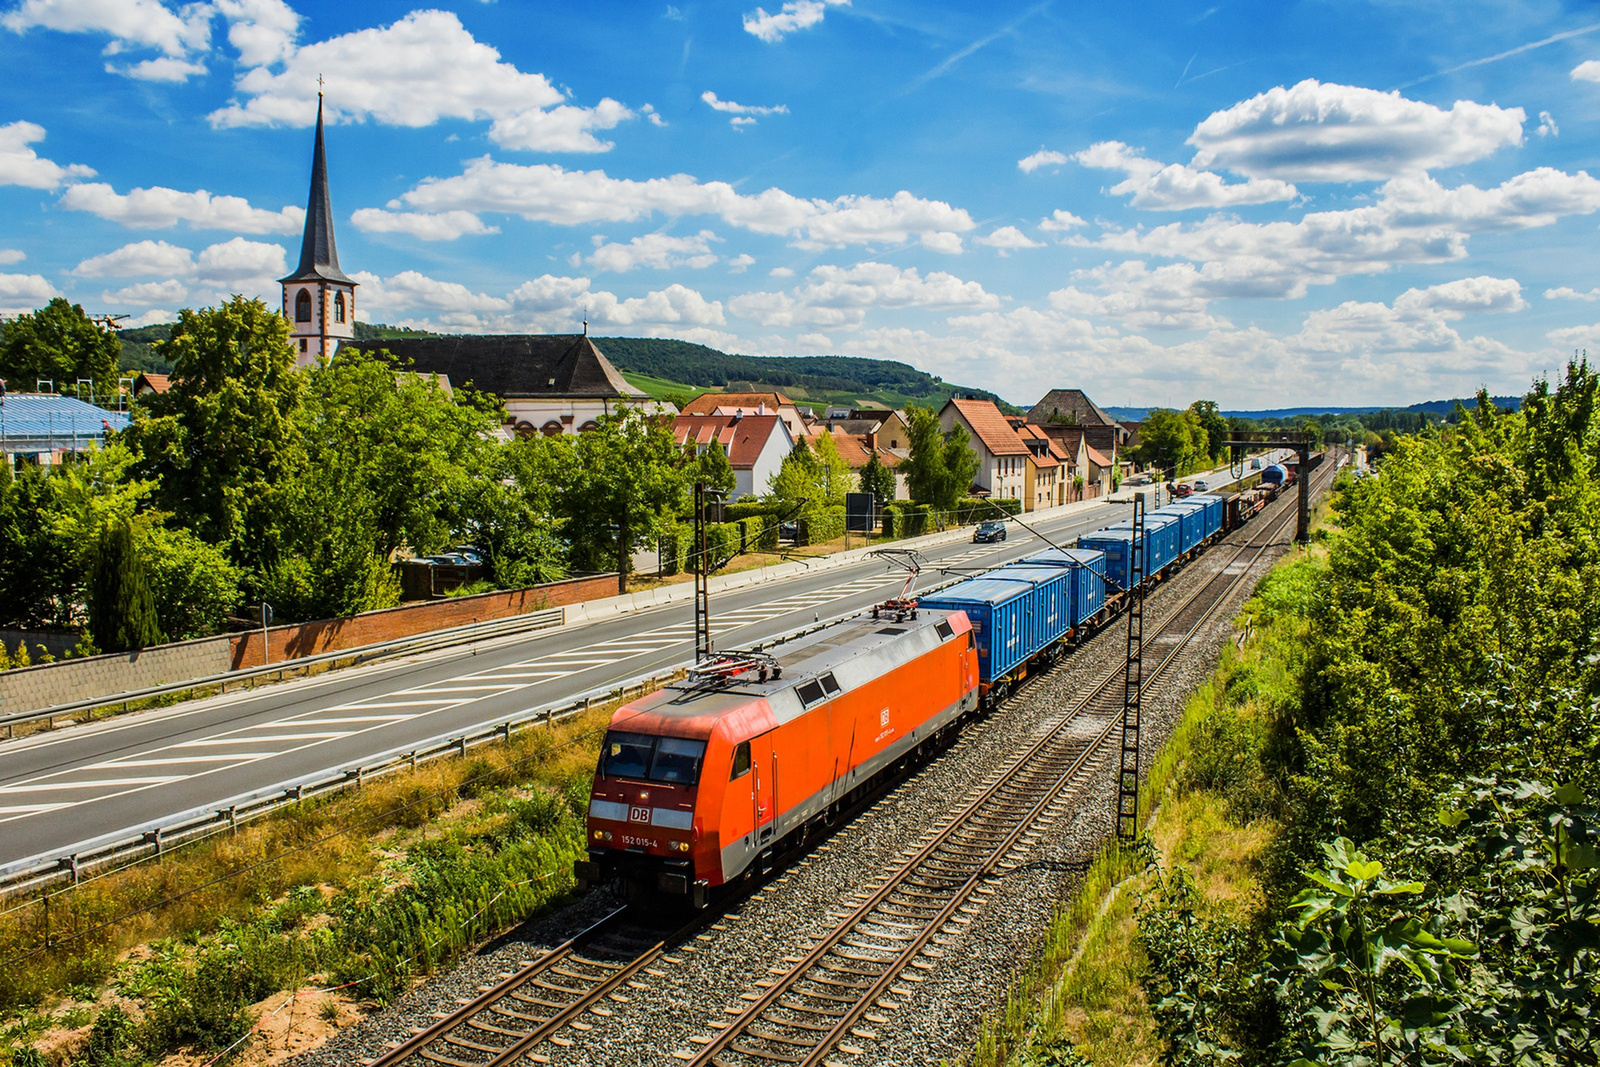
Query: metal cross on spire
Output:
[[317, 73, 324, 96]]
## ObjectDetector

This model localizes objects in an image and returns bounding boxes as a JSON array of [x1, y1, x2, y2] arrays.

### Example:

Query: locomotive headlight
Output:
[[593, 830, 603, 840]]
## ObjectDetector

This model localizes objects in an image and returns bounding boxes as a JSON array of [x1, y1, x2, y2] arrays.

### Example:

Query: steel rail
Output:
[[684, 460, 1336, 1067]]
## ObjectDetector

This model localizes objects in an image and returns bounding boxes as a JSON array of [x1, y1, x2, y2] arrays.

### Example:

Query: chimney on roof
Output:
[[866, 430, 877, 451]]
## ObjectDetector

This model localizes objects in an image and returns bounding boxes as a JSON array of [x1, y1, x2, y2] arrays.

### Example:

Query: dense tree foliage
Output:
[[86, 518, 163, 652], [1133, 366, 1600, 1067], [902, 406, 980, 512], [1134, 408, 1207, 474], [858, 450, 896, 503], [0, 298, 121, 398], [692, 438, 736, 497]]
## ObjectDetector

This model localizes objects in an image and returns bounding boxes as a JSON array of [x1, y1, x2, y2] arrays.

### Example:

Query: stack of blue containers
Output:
[[918, 566, 1070, 684], [1079, 511, 1181, 589], [1013, 548, 1107, 628]]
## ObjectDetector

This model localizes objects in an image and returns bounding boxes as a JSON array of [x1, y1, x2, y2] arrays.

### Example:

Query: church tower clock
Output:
[[280, 92, 355, 365]]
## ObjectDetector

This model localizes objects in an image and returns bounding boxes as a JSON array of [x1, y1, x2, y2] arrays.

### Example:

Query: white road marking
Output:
[[0, 777, 182, 792], [88, 755, 273, 768], [0, 803, 71, 815], [330, 700, 468, 709], [298, 715, 411, 724], [176, 733, 351, 746]]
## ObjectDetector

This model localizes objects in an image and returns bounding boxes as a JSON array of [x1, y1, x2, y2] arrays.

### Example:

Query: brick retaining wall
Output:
[[229, 573, 618, 669], [0, 573, 618, 718]]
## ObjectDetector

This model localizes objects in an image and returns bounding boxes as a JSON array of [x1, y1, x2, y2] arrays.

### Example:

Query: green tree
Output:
[[0, 463, 74, 629], [1134, 408, 1202, 474], [859, 450, 896, 503], [1187, 399, 1228, 464], [812, 433, 854, 507], [560, 410, 688, 594], [124, 297, 304, 568], [902, 406, 979, 513], [0, 298, 120, 401], [144, 526, 242, 640], [86, 518, 163, 652], [767, 437, 822, 505], [258, 354, 502, 621], [461, 433, 569, 589], [694, 438, 737, 498]]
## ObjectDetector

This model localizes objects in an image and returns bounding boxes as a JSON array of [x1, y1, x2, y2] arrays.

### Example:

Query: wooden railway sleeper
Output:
[[418, 1050, 479, 1067], [777, 998, 852, 1019], [727, 1040, 810, 1063], [747, 1027, 826, 1047], [441, 1033, 506, 1055]]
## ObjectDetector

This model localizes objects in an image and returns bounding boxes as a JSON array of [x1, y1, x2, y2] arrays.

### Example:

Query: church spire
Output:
[[281, 92, 352, 285]]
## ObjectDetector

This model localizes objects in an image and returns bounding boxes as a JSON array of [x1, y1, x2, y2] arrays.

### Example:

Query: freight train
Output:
[[577, 471, 1286, 905]]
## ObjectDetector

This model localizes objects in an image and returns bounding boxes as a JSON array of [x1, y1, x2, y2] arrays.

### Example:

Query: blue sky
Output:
[[5, 0, 1600, 407]]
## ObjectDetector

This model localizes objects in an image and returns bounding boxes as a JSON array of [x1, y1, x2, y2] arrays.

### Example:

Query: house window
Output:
[[541, 421, 564, 436], [299, 338, 307, 353], [333, 291, 346, 324], [295, 289, 312, 322]]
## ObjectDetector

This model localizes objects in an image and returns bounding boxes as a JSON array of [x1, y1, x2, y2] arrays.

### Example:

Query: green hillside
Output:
[[108, 322, 1014, 413], [595, 336, 1015, 413]]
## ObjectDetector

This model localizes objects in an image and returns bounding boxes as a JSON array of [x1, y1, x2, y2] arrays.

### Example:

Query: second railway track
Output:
[[361, 461, 1336, 1067]]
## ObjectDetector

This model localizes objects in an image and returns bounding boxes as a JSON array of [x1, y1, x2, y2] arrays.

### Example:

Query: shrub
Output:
[[798, 505, 845, 546], [752, 513, 780, 552], [657, 524, 693, 576], [900, 504, 931, 538], [882, 506, 902, 540], [706, 522, 740, 569], [724, 501, 778, 522]]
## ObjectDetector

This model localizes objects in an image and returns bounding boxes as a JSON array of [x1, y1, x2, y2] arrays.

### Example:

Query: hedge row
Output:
[[724, 500, 781, 522], [883, 504, 932, 539], [657, 524, 694, 576], [797, 505, 846, 546]]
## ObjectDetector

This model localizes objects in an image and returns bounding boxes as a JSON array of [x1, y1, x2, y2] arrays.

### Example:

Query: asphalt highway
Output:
[[0, 496, 1161, 873]]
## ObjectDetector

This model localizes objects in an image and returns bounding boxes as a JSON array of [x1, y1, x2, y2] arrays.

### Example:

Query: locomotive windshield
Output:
[[600, 731, 707, 785]]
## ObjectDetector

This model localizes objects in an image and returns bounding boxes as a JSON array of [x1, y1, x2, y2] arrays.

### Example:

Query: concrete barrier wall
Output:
[[228, 573, 619, 669], [1, 573, 619, 716], [0, 634, 233, 719]]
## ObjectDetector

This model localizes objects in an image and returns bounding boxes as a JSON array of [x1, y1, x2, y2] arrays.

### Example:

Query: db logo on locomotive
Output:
[[629, 805, 650, 823]]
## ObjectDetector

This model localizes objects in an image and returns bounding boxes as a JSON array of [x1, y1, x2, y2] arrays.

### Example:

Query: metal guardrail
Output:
[[0, 599, 896, 900], [0, 607, 566, 737]]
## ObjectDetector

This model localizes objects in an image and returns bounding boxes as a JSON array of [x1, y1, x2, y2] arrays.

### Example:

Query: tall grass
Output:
[[1, 694, 635, 1065]]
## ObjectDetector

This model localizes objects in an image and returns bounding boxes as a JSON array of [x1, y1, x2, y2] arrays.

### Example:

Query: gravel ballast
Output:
[[295, 522, 1299, 1067]]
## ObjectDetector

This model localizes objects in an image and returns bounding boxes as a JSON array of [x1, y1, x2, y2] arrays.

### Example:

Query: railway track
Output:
[[364, 461, 1336, 1067], [677, 461, 1337, 1067]]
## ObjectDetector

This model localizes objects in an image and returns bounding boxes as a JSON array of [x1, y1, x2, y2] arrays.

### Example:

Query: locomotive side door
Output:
[[750, 730, 777, 847]]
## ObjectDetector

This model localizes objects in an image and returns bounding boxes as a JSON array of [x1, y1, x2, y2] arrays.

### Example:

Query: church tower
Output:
[[280, 93, 355, 365]]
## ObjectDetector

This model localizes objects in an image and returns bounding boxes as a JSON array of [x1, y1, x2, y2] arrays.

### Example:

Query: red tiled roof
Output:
[[1086, 445, 1112, 468], [680, 391, 796, 416], [805, 428, 903, 468], [135, 372, 171, 393], [946, 397, 1028, 455], [671, 414, 784, 468]]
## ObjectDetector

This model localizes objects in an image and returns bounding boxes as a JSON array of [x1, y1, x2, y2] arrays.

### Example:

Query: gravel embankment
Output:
[[296, 526, 1294, 1067]]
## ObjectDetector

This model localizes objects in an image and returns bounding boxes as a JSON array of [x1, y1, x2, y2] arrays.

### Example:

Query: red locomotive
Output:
[[575, 606, 978, 905]]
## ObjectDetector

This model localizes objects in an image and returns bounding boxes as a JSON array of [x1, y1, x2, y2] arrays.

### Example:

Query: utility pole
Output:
[[1116, 495, 1146, 840], [694, 481, 712, 663]]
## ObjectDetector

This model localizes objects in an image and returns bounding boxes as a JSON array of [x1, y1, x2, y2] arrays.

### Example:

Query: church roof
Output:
[[340, 334, 647, 399], [280, 96, 354, 286], [1025, 388, 1118, 428]]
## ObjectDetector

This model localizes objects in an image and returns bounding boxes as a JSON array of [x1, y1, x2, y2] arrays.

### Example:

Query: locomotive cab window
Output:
[[797, 680, 826, 705], [730, 740, 751, 780], [650, 737, 707, 785], [601, 731, 655, 779], [935, 620, 954, 640], [599, 731, 707, 785], [820, 673, 841, 696]]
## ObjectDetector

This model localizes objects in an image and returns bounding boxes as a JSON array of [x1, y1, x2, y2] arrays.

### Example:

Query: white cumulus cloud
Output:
[[3, 0, 212, 66], [59, 181, 303, 233], [72, 239, 195, 278], [743, 0, 848, 43], [974, 226, 1044, 255], [1075, 140, 1297, 210], [101, 278, 189, 305], [0, 250, 23, 265], [380, 157, 977, 251], [0, 121, 95, 189], [588, 230, 721, 272], [1018, 149, 1069, 173], [350, 208, 499, 241], [209, 10, 633, 153], [1187, 79, 1525, 182], [1545, 286, 1600, 302], [0, 272, 61, 316], [1039, 209, 1087, 232], [1572, 60, 1600, 83], [729, 261, 999, 329]]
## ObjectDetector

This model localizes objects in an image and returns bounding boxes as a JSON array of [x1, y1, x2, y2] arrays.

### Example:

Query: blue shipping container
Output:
[[1102, 512, 1181, 577], [1075, 528, 1136, 592], [1016, 547, 1107, 628], [992, 565, 1073, 648], [1153, 501, 1206, 554], [1189, 494, 1225, 538], [919, 575, 1041, 683]]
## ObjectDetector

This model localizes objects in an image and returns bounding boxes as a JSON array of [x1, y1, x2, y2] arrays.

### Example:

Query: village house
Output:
[[672, 413, 793, 500], [805, 425, 910, 500], [939, 397, 1028, 501], [679, 391, 810, 440], [342, 331, 672, 436], [1013, 422, 1072, 511]]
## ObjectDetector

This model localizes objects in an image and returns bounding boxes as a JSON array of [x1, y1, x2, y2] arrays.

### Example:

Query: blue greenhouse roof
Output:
[[0, 394, 130, 452]]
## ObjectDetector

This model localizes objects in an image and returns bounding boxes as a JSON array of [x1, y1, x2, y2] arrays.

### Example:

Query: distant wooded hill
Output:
[[111, 323, 1014, 412], [1107, 397, 1523, 421]]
